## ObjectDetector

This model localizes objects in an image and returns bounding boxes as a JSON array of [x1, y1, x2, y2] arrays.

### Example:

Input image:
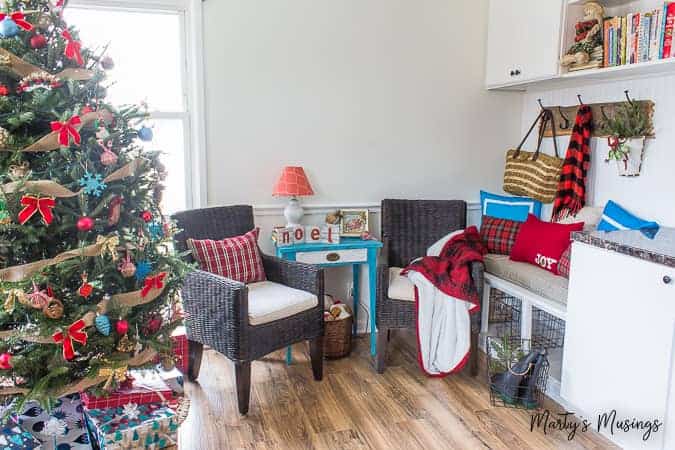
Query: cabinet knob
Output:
[[514, 69, 521, 76], [664, 276, 673, 285], [509, 70, 515, 76]]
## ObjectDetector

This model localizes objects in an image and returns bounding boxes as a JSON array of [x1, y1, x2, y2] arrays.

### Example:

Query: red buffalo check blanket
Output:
[[401, 226, 486, 376]]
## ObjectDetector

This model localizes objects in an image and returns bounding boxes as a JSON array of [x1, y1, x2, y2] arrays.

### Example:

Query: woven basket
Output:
[[324, 315, 353, 359]]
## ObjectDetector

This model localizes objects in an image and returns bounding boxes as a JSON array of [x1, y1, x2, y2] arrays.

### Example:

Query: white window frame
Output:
[[68, 0, 207, 210]]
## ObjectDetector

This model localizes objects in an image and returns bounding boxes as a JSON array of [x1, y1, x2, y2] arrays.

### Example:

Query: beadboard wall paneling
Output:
[[252, 202, 481, 333], [521, 75, 675, 226]]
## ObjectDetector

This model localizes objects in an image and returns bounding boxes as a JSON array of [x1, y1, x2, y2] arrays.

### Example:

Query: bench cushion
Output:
[[247, 281, 318, 325], [388, 267, 415, 302], [484, 254, 568, 305]]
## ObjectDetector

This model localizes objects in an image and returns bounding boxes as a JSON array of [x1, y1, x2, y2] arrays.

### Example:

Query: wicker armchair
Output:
[[375, 199, 484, 375], [172, 205, 325, 415]]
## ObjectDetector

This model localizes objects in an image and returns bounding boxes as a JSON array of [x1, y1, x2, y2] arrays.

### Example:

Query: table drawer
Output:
[[296, 249, 367, 265]]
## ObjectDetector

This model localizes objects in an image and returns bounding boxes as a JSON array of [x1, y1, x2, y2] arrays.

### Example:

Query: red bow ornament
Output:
[[0, 12, 33, 31], [53, 319, 88, 361], [51, 115, 81, 147], [18, 195, 56, 225], [141, 272, 167, 298], [62, 30, 83, 66]]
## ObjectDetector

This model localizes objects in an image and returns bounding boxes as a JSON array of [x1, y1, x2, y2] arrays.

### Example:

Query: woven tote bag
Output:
[[503, 109, 563, 203]]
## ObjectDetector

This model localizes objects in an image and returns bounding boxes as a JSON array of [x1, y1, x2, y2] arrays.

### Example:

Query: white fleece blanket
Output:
[[405, 230, 476, 376]]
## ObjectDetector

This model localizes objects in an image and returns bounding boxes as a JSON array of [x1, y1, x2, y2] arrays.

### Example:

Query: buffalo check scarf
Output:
[[552, 105, 593, 221]]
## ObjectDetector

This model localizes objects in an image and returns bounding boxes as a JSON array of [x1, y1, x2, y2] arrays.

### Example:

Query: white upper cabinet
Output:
[[485, 0, 564, 88]]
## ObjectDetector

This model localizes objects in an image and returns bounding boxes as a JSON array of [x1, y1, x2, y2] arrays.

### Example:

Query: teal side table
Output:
[[274, 237, 383, 363]]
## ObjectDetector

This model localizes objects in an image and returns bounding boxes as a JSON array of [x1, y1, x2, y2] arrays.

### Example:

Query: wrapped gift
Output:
[[0, 417, 42, 449], [155, 366, 183, 395], [81, 371, 173, 410], [17, 394, 92, 450], [84, 403, 178, 450]]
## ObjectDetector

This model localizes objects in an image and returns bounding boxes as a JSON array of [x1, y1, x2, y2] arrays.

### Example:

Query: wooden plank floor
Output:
[[177, 333, 616, 450]]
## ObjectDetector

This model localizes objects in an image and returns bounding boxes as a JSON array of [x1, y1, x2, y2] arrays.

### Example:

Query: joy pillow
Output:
[[510, 214, 584, 275]]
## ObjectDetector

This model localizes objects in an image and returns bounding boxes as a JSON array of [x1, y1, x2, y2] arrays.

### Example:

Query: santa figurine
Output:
[[561, 2, 604, 70]]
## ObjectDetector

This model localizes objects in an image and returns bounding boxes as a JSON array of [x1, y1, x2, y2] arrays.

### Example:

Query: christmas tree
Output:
[[0, 0, 188, 409]]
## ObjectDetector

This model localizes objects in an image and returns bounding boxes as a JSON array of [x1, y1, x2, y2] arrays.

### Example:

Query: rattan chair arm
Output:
[[261, 253, 324, 297], [181, 269, 248, 355], [376, 263, 391, 321]]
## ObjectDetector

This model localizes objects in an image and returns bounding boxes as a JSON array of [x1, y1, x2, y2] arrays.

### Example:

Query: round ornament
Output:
[[137, 126, 153, 142], [36, 14, 51, 30], [0, 17, 19, 38], [95, 314, 111, 336], [161, 355, 175, 371], [30, 34, 46, 49], [99, 140, 117, 166], [143, 314, 162, 335], [140, 211, 153, 223], [116, 319, 129, 335], [0, 85, 9, 96], [0, 127, 10, 148], [78, 273, 93, 298], [101, 56, 115, 70], [0, 353, 12, 370], [43, 297, 64, 319], [77, 216, 94, 232]]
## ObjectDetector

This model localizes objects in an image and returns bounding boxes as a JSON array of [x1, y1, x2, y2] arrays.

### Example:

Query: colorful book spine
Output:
[[663, 3, 675, 58], [638, 14, 651, 62], [604, 18, 611, 67], [633, 13, 641, 63], [650, 9, 661, 61], [627, 13, 634, 63], [621, 16, 627, 65], [660, 3, 669, 58]]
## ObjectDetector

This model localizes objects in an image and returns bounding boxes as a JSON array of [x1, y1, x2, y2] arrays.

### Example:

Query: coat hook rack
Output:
[[537, 98, 546, 111], [558, 106, 570, 130], [624, 90, 634, 105], [577, 94, 584, 105], [600, 105, 610, 121]]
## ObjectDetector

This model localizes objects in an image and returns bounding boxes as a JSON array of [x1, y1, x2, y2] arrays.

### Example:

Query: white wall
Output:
[[521, 76, 675, 227], [201, 0, 522, 331]]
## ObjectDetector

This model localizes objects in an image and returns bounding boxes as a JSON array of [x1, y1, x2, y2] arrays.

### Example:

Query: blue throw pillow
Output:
[[480, 191, 542, 222], [597, 200, 660, 239]]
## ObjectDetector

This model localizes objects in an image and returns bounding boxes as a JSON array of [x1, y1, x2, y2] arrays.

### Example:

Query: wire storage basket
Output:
[[486, 336, 549, 410], [488, 288, 565, 349]]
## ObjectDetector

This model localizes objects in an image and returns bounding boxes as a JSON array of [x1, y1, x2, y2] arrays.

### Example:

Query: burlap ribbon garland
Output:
[[0, 348, 158, 398], [0, 235, 120, 282], [1, 109, 114, 153], [0, 48, 94, 81], [1, 158, 143, 198]]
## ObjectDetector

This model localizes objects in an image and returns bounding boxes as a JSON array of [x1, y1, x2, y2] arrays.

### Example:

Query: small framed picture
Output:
[[339, 209, 369, 236]]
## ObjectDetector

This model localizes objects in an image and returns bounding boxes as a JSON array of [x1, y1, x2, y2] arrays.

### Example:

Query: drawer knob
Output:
[[664, 276, 673, 285], [515, 69, 521, 75], [326, 252, 340, 262]]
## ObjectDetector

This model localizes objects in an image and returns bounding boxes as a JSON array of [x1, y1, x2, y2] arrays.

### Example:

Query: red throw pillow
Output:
[[480, 216, 522, 255], [187, 228, 266, 284], [510, 214, 583, 275]]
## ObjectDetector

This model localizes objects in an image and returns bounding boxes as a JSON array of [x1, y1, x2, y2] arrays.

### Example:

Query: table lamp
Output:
[[273, 166, 315, 226]]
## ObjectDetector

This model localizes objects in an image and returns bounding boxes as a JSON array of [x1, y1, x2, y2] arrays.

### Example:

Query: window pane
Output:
[[139, 119, 188, 215], [64, 8, 185, 112]]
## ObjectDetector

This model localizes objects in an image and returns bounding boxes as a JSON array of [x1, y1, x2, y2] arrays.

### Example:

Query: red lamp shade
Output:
[[272, 166, 314, 197]]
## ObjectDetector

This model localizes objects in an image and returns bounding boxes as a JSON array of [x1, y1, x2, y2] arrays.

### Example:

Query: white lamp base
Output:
[[284, 197, 304, 227]]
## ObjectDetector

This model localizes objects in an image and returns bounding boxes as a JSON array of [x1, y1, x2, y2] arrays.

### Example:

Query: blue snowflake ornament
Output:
[[148, 221, 164, 240], [79, 172, 107, 197], [135, 261, 152, 282]]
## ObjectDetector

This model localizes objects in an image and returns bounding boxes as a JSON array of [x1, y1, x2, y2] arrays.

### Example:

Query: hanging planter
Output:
[[606, 136, 646, 177], [601, 99, 651, 177]]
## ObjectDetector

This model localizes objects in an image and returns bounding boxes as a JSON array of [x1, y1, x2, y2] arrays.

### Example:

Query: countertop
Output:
[[572, 227, 675, 268]]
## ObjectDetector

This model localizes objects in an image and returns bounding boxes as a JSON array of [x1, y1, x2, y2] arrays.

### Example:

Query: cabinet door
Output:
[[562, 243, 675, 450], [485, 0, 563, 88]]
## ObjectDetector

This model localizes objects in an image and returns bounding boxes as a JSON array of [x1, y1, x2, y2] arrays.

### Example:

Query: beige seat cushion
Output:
[[247, 281, 318, 325], [388, 267, 415, 302], [484, 254, 568, 305]]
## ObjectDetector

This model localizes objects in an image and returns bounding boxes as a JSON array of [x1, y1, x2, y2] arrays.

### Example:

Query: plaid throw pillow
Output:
[[558, 244, 572, 278], [187, 228, 266, 284], [480, 216, 522, 255]]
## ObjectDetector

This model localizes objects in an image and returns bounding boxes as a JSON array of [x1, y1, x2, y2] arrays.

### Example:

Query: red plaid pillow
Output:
[[187, 228, 266, 283], [558, 244, 572, 278], [480, 216, 522, 255]]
